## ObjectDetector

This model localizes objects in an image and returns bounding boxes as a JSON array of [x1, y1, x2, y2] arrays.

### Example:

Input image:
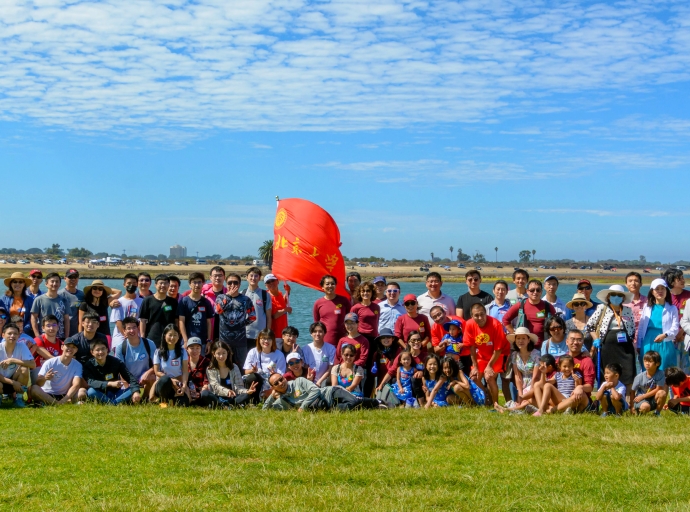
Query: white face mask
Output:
[[609, 296, 624, 306]]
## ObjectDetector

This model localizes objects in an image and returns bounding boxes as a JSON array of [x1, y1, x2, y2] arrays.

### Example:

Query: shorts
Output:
[[633, 398, 657, 411], [476, 356, 505, 375], [602, 390, 629, 412], [47, 393, 65, 401], [2, 383, 15, 395]]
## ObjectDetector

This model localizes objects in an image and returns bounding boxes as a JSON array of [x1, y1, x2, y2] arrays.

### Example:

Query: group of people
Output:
[[2, 264, 690, 415]]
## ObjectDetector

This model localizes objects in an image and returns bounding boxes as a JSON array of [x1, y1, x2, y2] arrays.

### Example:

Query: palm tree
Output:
[[532, 249, 536, 263], [494, 247, 498, 262], [258, 240, 274, 269], [450, 246, 453, 261], [430, 252, 434, 262]]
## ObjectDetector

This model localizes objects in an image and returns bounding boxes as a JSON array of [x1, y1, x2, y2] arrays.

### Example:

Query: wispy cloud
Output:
[[251, 143, 272, 149], [1, 1, 689, 139], [526, 209, 690, 218]]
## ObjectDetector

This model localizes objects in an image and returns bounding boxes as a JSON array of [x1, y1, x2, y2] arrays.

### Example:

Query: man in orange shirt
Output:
[[465, 303, 510, 405], [429, 305, 470, 373], [265, 274, 291, 338]]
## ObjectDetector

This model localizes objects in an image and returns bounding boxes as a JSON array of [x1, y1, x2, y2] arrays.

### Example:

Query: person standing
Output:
[[302, 322, 335, 388], [624, 271, 647, 349], [416, 272, 456, 318], [395, 295, 431, 347], [347, 271, 362, 305], [137, 273, 153, 298], [59, 268, 85, 342], [351, 281, 380, 343], [27, 269, 44, 299], [30, 273, 71, 340], [312, 275, 350, 346], [112, 317, 156, 401], [378, 282, 405, 333], [502, 279, 556, 348], [177, 272, 213, 350], [663, 268, 690, 371], [506, 269, 529, 306], [1, 272, 35, 336], [109, 273, 143, 350], [485, 280, 511, 322], [139, 275, 179, 346], [215, 273, 256, 368], [637, 279, 680, 371], [372, 276, 387, 304], [573, 279, 599, 317], [241, 267, 272, 354], [265, 274, 291, 340], [78, 280, 117, 340], [167, 276, 181, 302], [543, 275, 569, 319], [455, 270, 493, 320]]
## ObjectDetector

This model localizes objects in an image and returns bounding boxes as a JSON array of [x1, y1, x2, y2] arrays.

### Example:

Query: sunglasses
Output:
[[272, 377, 285, 385], [609, 293, 624, 298], [227, 281, 241, 286], [550, 326, 564, 332], [139, 279, 151, 283], [11, 281, 24, 285], [527, 288, 542, 293], [66, 276, 78, 280], [287, 360, 302, 366], [0, 314, 7, 320], [386, 289, 400, 294], [572, 302, 587, 308], [467, 278, 480, 282], [91, 287, 104, 292], [409, 338, 422, 344], [342, 353, 355, 358], [578, 286, 592, 291], [404, 302, 416, 306], [31, 275, 42, 279]]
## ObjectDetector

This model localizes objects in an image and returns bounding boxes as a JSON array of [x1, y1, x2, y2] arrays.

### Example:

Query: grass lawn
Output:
[[2, 406, 690, 511]]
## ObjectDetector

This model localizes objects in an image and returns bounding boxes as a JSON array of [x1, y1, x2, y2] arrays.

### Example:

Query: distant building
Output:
[[170, 244, 187, 258]]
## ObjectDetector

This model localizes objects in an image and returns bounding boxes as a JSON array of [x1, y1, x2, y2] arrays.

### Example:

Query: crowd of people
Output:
[[2, 264, 690, 415]]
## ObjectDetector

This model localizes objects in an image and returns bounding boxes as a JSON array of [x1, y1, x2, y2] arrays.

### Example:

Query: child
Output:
[[495, 328, 540, 413], [440, 320, 464, 360], [596, 363, 628, 416], [388, 350, 415, 406], [438, 355, 482, 406], [422, 354, 449, 408], [531, 354, 557, 416], [664, 366, 690, 414], [533, 355, 584, 416], [631, 350, 667, 415]]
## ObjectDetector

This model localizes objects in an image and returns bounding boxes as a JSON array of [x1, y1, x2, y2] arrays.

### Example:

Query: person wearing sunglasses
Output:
[[59, 268, 85, 340], [1, 272, 35, 337], [214, 273, 256, 368], [378, 282, 405, 333], [455, 270, 493, 320], [395, 295, 431, 350], [502, 279, 556, 348], [585, 285, 636, 404], [283, 352, 315, 382], [541, 316, 570, 358], [572, 279, 599, 317], [565, 293, 594, 351], [27, 270, 44, 300], [79, 280, 120, 341]]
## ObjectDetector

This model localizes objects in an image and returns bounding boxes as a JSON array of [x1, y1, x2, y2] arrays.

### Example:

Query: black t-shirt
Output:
[[139, 296, 179, 345], [456, 291, 494, 319], [79, 300, 111, 336], [178, 295, 213, 341], [65, 331, 109, 365]]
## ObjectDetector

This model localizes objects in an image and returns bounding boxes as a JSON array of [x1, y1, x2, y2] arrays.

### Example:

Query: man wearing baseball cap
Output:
[[572, 279, 599, 317], [543, 275, 569, 319], [59, 268, 85, 340], [335, 313, 369, 367], [372, 276, 387, 303], [27, 270, 44, 299], [264, 273, 291, 339]]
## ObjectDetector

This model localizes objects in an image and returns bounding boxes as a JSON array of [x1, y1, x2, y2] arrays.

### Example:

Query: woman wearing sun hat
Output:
[[1, 272, 35, 335], [79, 279, 118, 341], [565, 292, 594, 350], [585, 285, 636, 397], [637, 278, 680, 370]]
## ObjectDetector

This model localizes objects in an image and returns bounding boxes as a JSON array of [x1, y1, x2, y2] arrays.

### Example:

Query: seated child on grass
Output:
[[533, 355, 585, 416], [631, 350, 667, 416], [664, 366, 690, 414], [596, 363, 628, 416]]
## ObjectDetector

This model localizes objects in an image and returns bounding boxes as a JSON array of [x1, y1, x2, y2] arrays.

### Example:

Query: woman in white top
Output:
[[151, 324, 189, 406], [244, 329, 286, 402]]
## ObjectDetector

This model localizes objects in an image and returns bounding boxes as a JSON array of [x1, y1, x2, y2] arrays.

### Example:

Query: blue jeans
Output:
[[87, 387, 135, 405]]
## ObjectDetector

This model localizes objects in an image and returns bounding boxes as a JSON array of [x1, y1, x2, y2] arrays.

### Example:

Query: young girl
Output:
[[435, 355, 477, 406], [531, 354, 557, 416], [495, 328, 541, 413], [202, 341, 258, 409], [422, 354, 449, 408], [151, 324, 190, 407], [385, 350, 415, 405], [331, 343, 366, 396], [534, 355, 583, 416], [244, 329, 287, 402]]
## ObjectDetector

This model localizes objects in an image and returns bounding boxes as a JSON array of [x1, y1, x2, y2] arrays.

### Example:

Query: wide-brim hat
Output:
[[595, 284, 633, 304], [375, 328, 398, 344], [4, 272, 31, 288], [507, 327, 539, 344], [565, 293, 593, 310], [84, 279, 112, 296]]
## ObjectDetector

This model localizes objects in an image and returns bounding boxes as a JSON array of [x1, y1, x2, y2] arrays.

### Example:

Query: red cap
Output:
[[66, 269, 80, 278], [577, 279, 591, 287], [403, 293, 417, 303], [29, 269, 43, 277]]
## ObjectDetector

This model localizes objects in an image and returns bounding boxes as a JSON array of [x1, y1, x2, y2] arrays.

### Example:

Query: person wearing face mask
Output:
[[585, 285, 636, 404], [110, 274, 144, 351]]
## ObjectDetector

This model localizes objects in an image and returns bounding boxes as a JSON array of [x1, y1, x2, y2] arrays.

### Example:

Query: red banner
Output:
[[272, 198, 348, 297]]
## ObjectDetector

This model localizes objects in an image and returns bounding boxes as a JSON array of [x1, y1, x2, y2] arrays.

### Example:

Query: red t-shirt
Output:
[[269, 290, 289, 338], [671, 290, 690, 317], [394, 313, 431, 343], [502, 300, 557, 346], [387, 348, 428, 378], [572, 353, 595, 396], [671, 376, 690, 401], [335, 335, 370, 367], [350, 303, 380, 337], [465, 316, 509, 362], [33, 334, 62, 368], [312, 295, 351, 346], [430, 315, 467, 357]]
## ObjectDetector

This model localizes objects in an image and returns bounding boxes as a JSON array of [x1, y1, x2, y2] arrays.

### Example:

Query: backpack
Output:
[[241, 288, 268, 316], [121, 337, 153, 369], [516, 298, 552, 329]]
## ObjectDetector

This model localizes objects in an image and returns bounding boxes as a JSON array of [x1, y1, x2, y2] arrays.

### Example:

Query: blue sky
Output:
[[1, 0, 689, 262]]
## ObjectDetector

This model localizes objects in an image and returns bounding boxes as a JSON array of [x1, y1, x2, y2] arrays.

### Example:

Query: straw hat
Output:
[[3, 272, 31, 288], [595, 284, 633, 304], [84, 279, 112, 296], [565, 292, 593, 310], [507, 327, 539, 344]]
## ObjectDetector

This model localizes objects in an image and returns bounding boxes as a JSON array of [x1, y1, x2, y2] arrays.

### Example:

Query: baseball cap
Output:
[[372, 276, 386, 285], [650, 278, 668, 290], [29, 269, 43, 277], [286, 353, 302, 363], [66, 268, 80, 278], [544, 275, 558, 283], [344, 312, 359, 323], [263, 273, 277, 283], [577, 279, 591, 288], [187, 337, 202, 346], [403, 293, 417, 303]]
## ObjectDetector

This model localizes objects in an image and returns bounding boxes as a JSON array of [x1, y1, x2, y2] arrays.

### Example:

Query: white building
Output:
[[170, 244, 187, 258]]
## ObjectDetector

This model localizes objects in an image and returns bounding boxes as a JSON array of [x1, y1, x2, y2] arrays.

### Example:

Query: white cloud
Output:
[[0, 1, 688, 139]]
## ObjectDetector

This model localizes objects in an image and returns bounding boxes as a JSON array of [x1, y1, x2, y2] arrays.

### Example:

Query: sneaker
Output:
[[600, 412, 609, 417], [13, 396, 26, 408], [524, 405, 538, 414], [504, 400, 515, 409], [654, 410, 661, 417], [563, 407, 573, 415], [378, 401, 388, 410]]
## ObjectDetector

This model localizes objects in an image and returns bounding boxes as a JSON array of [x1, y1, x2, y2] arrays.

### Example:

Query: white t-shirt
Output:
[[39, 357, 83, 395], [153, 348, 188, 378], [110, 296, 144, 348], [244, 349, 286, 390], [303, 342, 336, 381], [0, 341, 33, 378]]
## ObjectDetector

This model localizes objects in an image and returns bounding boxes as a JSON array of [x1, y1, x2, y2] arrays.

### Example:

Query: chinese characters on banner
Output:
[[272, 198, 348, 297]]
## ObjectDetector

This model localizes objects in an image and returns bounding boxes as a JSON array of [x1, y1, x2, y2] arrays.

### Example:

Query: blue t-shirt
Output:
[[114, 338, 157, 380], [153, 347, 188, 378], [541, 339, 569, 358], [178, 296, 213, 341]]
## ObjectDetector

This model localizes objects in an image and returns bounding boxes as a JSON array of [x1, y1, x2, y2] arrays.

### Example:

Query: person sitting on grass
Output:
[[664, 366, 690, 414], [438, 356, 479, 406], [532, 355, 585, 416], [371, 328, 401, 395], [82, 338, 139, 405], [596, 363, 628, 416], [380, 349, 415, 406], [151, 324, 189, 407], [495, 327, 540, 413], [423, 354, 451, 408], [284, 353, 315, 382], [66, 312, 109, 366], [385, 331, 427, 406], [0, 323, 35, 407], [278, 326, 306, 362], [30, 315, 63, 384], [530, 354, 557, 413], [201, 341, 258, 409], [631, 350, 667, 416], [186, 337, 210, 406], [331, 343, 365, 397], [31, 339, 82, 406], [113, 317, 156, 401], [541, 316, 570, 358], [244, 329, 286, 403], [439, 319, 465, 362]]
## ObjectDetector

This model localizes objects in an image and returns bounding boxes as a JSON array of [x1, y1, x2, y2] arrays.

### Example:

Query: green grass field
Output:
[[2, 406, 690, 511]]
